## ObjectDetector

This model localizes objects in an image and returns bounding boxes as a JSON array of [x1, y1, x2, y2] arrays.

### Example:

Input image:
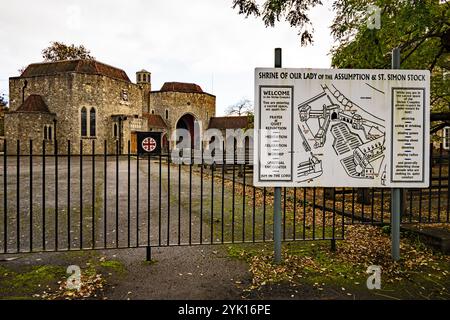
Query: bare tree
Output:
[[225, 98, 253, 116]]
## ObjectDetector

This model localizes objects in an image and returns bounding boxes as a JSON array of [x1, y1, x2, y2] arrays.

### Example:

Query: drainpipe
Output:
[[53, 118, 57, 140], [119, 116, 123, 155]]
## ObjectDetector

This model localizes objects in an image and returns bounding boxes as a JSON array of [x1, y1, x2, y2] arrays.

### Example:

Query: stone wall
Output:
[[4, 112, 56, 154], [149, 91, 216, 145], [6, 66, 217, 155], [7, 73, 144, 154]]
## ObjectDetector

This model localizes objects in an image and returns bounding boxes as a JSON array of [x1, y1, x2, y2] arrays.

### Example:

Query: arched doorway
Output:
[[176, 113, 200, 148]]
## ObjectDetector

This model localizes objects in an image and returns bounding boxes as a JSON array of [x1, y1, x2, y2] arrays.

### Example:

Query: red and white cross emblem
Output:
[[142, 137, 157, 152]]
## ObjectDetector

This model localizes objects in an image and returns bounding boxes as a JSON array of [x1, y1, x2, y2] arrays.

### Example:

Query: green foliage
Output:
[[0, 265, 66, 296], [42, 41, 95, 62], [331, 0, 449, 112], [233, 1, 449, 112], [232, 0, 323, 45], [99, 260, 126, 274]]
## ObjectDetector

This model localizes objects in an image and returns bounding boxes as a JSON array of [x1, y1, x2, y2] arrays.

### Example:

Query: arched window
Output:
[[90, 108, 96, 137], [43, 125, 48, 140], [48, 126, 52, 140], [81, 107, 87, 137], [151, 109, 155, 115], [165, 109, 169, 120]]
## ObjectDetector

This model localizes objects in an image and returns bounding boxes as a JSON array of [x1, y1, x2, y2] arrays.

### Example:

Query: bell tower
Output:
[[136, 69, 151, 112], [136, 69, 151, 89]]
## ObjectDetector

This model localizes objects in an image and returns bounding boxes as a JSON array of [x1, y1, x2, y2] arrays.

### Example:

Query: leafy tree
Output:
[[232, 0, 449, 121], [232, 0, 323, 45], [232, 1, 448, 53], [41, 41, 95, 62], [226, 98, 254, 116], [331, 1, 449, 114]]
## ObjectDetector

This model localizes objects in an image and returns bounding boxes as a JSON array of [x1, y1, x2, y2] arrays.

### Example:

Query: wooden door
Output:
[[131, 132, 137, 154]]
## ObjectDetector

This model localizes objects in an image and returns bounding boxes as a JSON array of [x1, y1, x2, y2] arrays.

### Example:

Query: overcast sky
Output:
[[0, 0, 335, 115]]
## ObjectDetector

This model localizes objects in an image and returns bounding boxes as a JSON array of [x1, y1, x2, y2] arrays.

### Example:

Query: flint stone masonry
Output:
[[5, 59, 216, 155], [149, 90, 216, 146], [7, 71, 142, 154], [5, 111, 56, 154]]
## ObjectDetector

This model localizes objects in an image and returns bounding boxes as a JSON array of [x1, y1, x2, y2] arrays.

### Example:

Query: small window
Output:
[[81, 107, 87, 137], [165, 109, 169, 120], [113, 123, 118, 139], [43, 125, 53, 141], [444, 127, 450, 150], [151, 110, 155, 115], [90, 108, 96, 137]]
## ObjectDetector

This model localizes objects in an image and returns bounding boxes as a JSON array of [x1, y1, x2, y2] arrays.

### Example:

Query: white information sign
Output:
[[254, 68, 430, 188]]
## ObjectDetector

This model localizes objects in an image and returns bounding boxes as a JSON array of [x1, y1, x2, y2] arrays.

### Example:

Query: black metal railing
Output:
[[0, 140, 448, 255], [0, 140, 344, 254], [317, 144, 449, 226]]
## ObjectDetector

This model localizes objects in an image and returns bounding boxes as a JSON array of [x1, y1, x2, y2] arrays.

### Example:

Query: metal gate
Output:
[[0, 140, 345, 256]]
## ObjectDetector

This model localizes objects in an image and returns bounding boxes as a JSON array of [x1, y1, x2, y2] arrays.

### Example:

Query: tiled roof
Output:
[[16, 95, 51, 113], [142, 113, 167, 128], [208, 116, 249, 129], [21, 59, 131, 82], [160, 82, 203, 94]]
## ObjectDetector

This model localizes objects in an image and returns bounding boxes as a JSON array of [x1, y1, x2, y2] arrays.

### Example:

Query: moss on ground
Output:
[[0, 265, 66, 298], [0, 253, 126, 299], [99, 260, 126, 274]]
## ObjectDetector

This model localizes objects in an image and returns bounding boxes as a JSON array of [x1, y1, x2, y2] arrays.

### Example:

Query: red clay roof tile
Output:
[[208, 116, 249, 129], [142, 113, 167, 128], [16, 95, 51, 113], [160, 82, 203, 94], [21, 59, 131, 82]]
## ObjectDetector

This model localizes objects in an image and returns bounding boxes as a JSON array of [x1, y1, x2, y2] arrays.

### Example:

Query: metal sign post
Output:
[[273, 48, 282, 264], [255, 47, 429, 263], [391, 47, 401, 261]]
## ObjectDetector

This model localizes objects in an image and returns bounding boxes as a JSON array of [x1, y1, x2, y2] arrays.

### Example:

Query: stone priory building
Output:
[[4, 59, 216, 154]]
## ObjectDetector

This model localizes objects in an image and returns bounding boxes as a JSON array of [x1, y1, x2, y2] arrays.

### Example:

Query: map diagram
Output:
[[296, 84, 386, 183]]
